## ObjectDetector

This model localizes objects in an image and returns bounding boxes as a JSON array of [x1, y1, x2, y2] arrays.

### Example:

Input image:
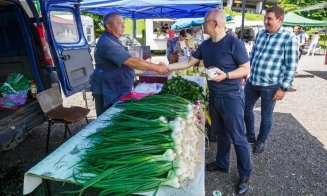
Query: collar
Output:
[[265, 26, 284, 35], [105, 31, 123, 45]]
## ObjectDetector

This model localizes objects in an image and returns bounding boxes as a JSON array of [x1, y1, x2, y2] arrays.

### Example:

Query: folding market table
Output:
[[23, 100, 205, 196]]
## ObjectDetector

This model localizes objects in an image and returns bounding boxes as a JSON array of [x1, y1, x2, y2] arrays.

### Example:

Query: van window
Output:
[[0, 7, 27, 57], [50, 10, 79, 43], [85, 26, 92, 43]]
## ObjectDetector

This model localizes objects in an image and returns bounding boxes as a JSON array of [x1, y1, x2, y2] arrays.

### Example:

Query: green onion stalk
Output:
[[72, 94, 203, 195]]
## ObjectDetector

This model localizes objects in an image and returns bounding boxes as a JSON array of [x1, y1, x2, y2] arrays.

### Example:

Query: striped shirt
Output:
[[249, 27, 298, 89]]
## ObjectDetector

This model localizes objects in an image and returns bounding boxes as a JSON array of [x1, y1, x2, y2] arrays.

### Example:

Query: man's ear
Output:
[[105, 23, 111, 31], [277, 16, 284, 23]]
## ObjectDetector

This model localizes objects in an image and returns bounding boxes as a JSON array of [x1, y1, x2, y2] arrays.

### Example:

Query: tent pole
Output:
[[240, 0, 246, 41], [132, 12, 136, 42]]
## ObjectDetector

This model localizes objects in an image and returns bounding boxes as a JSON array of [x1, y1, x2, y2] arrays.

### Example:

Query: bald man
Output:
[[168, 9, 252, 195], [90, 13, 168, 116]]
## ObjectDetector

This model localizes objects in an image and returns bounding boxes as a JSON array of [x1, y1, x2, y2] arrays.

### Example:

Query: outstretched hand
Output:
[[157, 62, 169, 75]]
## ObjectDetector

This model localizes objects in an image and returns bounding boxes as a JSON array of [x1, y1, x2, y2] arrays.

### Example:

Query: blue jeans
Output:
[[209, 95, 252, 177], [244, 81, 278, 143]]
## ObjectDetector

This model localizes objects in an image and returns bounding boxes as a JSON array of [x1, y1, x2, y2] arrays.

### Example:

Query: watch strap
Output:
[[226, 72, 229, 80], [281, 87, 288, 92]]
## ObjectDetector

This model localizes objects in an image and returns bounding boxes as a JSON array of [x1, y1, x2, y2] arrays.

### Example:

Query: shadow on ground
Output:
[[294, 74, 315, 78], [205, 111, 327, 195], [0, 119, 93, 196], [304, 71, 327, 81]]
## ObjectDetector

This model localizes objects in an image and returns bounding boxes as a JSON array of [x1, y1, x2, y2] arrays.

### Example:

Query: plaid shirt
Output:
[[249, 27, 298, 89]]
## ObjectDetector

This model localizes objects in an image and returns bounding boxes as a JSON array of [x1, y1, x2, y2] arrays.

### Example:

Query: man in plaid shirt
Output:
[[244, 6, 298, 154]]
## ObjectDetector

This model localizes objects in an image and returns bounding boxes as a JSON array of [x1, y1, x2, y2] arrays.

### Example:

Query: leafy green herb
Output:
[[159, 75, 205, 103]]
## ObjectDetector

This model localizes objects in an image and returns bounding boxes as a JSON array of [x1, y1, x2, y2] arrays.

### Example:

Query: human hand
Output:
[[272, 88, 286, 101], [157, 62, 169, 75], [211, 70, 226, 82], [241, 77, 246, 86]]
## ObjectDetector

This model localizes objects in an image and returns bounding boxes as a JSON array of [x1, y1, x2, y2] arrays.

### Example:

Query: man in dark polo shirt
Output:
[[91, 13, 168, 116], [167, 9, 252, 195]]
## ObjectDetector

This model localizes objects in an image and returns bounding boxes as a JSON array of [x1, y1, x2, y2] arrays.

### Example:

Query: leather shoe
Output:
[[237, 176, 249, 195], [247, 137, 256, 144], [253, 141, 265, 154], [205, 162, 229, 173]]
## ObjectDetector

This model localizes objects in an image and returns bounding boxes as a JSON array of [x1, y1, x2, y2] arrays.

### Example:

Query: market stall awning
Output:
[[171, 15, 232, 30], [282, 12, 326, 27], [80, 0, 220, 19]]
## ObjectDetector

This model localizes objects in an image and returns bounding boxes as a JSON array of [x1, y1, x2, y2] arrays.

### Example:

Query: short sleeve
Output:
[[104, 45, 131, 67], [233, 39, 249, 65], [192, 43, 202, 60]]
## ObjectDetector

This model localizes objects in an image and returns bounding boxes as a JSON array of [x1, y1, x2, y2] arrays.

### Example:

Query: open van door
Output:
[[39, 0, 93, 96]]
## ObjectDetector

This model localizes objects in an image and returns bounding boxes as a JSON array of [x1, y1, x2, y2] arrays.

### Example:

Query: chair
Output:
[[36, 85, 90, 153]]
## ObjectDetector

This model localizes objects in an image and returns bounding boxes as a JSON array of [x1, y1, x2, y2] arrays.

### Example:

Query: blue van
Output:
[[0, 0, 93, 150]]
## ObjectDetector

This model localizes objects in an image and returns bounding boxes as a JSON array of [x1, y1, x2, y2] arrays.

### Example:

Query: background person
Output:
[[306, 31, 320, 56], [244, 6, 298, 154], [161, 23, 169, 33], [166, 30, 187, 63], [186, 29, 196, 53], [293, 25, 306, 59], [91, 13, 168, 117], [167, 9, 252, 195]]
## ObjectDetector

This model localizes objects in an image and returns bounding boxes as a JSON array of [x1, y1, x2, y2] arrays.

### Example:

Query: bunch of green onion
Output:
[[72, 94, 203, 196]]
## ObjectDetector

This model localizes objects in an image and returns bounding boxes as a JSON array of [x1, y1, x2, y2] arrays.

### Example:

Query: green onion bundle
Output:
[[73, 94, 204, 196]]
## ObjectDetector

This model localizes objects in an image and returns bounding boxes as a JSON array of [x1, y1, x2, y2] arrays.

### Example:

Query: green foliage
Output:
[[224, 6, 237, 17], [124, 19, 145, 35], [81, 12, 104, 38], [159, 75, 205, 103], [279, 0, 327, 21], [224, 6, 264, 21], [318, 40, 326, 48], [243, 13, 264, 21], [81, 12, 146, 38]]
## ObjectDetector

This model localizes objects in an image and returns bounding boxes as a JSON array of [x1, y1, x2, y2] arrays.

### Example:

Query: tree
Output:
[[81, 12, 104, 38], [279, 0, 326, 21]]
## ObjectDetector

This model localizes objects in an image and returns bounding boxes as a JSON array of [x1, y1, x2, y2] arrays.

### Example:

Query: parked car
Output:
[[0, 0, 93, 151]]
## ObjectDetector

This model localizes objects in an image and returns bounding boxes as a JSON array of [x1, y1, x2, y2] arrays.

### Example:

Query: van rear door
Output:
[[39, 0, 93, 96]]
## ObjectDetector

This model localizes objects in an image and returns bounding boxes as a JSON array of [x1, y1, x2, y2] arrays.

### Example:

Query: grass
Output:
[[318, 40, 327, 49], [235, 13, 264, 21], [124, 19, 145, 35]]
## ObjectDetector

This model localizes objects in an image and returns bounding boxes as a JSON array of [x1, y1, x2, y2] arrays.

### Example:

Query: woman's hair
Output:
[[179, 30, 187, 37]]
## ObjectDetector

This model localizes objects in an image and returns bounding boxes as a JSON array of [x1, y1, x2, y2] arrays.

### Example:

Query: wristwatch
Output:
[[225, 72, 230, 80], [280, 87, 288, 92]]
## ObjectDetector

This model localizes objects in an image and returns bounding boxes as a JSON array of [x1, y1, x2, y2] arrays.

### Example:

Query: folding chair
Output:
[[36, 85, 90, 153]]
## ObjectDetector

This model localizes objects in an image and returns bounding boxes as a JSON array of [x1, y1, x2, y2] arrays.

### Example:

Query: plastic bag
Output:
[[0, 73, 29, 96], [0, 90, 28, 110]]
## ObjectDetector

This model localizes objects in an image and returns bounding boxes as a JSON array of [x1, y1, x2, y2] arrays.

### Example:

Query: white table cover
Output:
[[24, 107, 205, 196]]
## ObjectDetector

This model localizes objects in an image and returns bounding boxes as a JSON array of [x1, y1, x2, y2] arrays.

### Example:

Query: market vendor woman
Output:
[[91, 13, 169, 116], [168, 9, 252, 195]]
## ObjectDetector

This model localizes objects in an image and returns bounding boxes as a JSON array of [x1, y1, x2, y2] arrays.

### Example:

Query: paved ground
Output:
[[0, 54, 326, 195]]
